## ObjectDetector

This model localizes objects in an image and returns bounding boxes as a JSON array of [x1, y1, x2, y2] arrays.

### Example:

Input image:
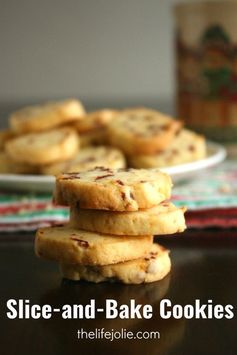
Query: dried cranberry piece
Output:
[[70, 236, 89, 248]]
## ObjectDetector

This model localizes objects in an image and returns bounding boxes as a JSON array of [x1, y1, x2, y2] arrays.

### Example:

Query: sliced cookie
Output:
[[5, 127, 79, 166], [41, 146, 126, 175], [75, 109, 117, 133], [107, 108, 182, 154], [54, 167, 172, 211], [60, 243, 171, 284], [35, 225, 153, 265], [70, 201, 186, 236], [75, 110, 117, 148], [0, 129, 15, 150], [129, 129, 206, 168], [80, 129, 108, 148], [0, 152, 40, 174], [9, 99, 85, 134], [0, 152, 13, 173]]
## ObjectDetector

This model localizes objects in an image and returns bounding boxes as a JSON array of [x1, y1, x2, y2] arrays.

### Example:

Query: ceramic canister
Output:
[[175, 1, 237, 142]]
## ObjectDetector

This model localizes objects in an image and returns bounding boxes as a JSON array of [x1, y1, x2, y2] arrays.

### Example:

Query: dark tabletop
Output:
[[0, 229, 237, 355]]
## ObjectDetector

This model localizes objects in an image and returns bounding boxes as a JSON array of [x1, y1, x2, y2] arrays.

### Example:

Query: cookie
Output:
[[0, 129, 15, 150], [107, 108, 182, 154], [0, 152, 13, 173], [70, 201, 186, 236], [35, 225, 153, 265], [60, 243, 171, 284], [41, 146, 126, 175], [9, 99, 85, 134], [74, 110, 117, 148], [5, 127, 79, 166], [54, 167, 172, 211], [129, 129, 206, 168], [0, 152, 40, 174], [79, 129, 107, 148], [75, 109, 117, 133]]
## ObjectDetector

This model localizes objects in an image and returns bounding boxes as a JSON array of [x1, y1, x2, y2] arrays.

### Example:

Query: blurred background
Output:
[[0, 0, 180, 126]]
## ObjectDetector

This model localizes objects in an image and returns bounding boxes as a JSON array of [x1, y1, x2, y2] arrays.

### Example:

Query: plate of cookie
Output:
[[0, 99, 226, 192]]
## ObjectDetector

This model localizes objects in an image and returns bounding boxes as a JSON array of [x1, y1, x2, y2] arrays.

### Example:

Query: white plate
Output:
[[160, 141, 227, 183], [0, 141, 226, 192]]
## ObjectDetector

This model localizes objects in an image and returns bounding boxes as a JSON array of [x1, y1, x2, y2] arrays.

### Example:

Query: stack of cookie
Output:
[[35, 167, 186, 284]]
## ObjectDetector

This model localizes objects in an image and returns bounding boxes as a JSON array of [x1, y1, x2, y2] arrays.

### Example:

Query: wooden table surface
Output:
[[1, 229, 237, 355]]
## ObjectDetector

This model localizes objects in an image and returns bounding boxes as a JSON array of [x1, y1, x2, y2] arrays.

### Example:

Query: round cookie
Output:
[[54, 167, 172, 211], [0, 152, 40, 174], [75, 109, 117, 133], [41, 146, 126, 175], [74, 110, 117, 148], [0, 152, 15, 174], [35, 225, 153, 266], [79, 129, 108, 148], [107, 108, 182, 155], [60, 243, 171, 284], [5, 127, 79, 166], [0, 129, 15, 150], [70, 201, 186, 236], [129, 129, 206, 168], [9, 99, 85, 134]]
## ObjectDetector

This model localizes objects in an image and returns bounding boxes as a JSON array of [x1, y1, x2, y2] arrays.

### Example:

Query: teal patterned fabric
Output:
[[173, 161, 237, 210]]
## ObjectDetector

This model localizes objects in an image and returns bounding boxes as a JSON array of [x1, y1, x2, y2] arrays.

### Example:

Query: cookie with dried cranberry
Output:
[[129, 129, 206, 168], [75, 110, 117, 148], [79, 128, 108, 148], [54, 167, 172, 211], [79, 129, 108, 147], [9, 99, 85, 134], [0, 129, 15, 150], [107, 108, 182, 155], [5, 127, 79, 166], [60, 243, 171, 284], [35, 225, 153, 266], [75, 109, 117, 133], [0, 152, 40, 174], [41, 146, 126, 175], [70, 201, 186, 236]]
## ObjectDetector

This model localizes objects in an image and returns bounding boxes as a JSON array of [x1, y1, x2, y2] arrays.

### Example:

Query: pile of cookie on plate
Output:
[[35, 167, 186, 284], [0, 98, 206, 175]]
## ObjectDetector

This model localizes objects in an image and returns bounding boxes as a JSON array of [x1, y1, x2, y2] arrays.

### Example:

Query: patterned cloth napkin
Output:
[[0, 160, 236, 232], [172, 160, 237, 228]]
